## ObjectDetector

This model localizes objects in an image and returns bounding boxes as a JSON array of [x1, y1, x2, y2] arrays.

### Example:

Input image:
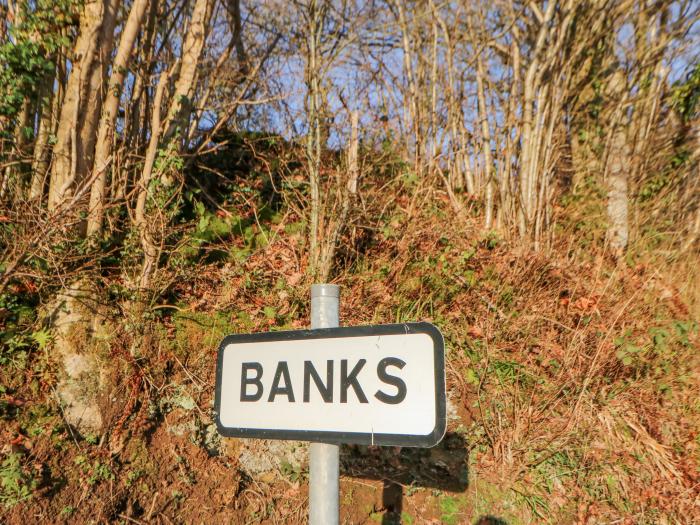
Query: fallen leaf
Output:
[[467, 325, 483, 338], [572, 295, 599, 312], [287, 272, 303, 286]]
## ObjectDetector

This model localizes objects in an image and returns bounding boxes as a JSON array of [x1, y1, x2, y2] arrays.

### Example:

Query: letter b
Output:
[[240, 362, 263, 401]]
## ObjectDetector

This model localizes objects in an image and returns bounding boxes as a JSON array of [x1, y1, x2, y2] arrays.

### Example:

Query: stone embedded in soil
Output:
[[446, 396, 459, 422], [202, 423, 222, 456], [49, 282, 105, 434], [237, 440, 308, 475], [167, 419, 197, 438], [56, 377, 103, 431]]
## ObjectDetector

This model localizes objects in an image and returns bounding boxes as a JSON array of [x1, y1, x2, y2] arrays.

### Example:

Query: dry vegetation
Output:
[[1, 0, 699, 523], [1, 156, 699, 523]]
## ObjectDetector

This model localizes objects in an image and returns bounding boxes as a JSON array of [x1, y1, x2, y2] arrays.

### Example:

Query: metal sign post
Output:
[[309, 284, 340, 525]]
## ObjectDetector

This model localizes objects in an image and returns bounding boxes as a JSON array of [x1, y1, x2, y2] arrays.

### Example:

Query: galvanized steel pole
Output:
[[309, 284, 340, 525]]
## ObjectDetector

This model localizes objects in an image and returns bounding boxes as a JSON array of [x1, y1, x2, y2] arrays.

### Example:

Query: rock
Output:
[[202, 423, 222, 456], [48, 281, 106, 434], [236, 439, 308, 476], [446, 396, 459, 423]]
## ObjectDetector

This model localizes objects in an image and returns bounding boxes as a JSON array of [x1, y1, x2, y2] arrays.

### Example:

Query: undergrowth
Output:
[[0, 164, 698, 524]]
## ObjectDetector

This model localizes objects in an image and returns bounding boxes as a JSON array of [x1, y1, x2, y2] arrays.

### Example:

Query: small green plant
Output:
[[464, 367, 480, 386], [671, 61, 700, 122], [483, 231, 500, 250], [29, 329, 52, 350], [614, 336, 644, 366], [0, 453, 36, 508], [439, 495, 464, 525], [280, 460, 306, 483], [125, 468, 144, 487], [60, 505, 76, 517], [88, 461, 114, 485], [513, 487, 549, 520], [74, 456, 114, 486]]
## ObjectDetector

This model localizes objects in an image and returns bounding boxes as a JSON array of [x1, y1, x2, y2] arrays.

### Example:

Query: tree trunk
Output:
[[606, 71, 631, 253], [48, 0, 117, 211], [474, 44, 494, 229], [393, 0, 422, 179], [0, 98, 31, 201], [77, 0, 120, 199], [317, 111, 359, 281], [30, 76, 56, 201], [305, 0, 324, 278], [135, 70, 168, 290], [518, 1, 556, 232], [87, 0, 150, 238], [162, 0, 213, 146], [606, 123, 630, 252], [226, 0, 247, 71]]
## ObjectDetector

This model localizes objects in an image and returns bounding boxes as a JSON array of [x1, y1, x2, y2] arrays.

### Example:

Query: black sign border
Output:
[[214, 322, 446, 448]]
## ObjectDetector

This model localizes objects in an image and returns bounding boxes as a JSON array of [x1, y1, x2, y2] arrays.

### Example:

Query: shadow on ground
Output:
[[474, 516, 508, 525], [340, 432, 481, 524]]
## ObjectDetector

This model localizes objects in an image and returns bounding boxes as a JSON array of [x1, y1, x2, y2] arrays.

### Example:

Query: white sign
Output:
[[214, 322, 446, 447]]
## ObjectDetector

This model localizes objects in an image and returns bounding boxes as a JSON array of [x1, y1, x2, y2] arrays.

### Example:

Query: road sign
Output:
[[214, 322, 446, 447]]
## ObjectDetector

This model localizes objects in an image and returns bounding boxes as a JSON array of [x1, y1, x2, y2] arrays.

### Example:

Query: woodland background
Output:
[[0, 0, 699, 523]]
